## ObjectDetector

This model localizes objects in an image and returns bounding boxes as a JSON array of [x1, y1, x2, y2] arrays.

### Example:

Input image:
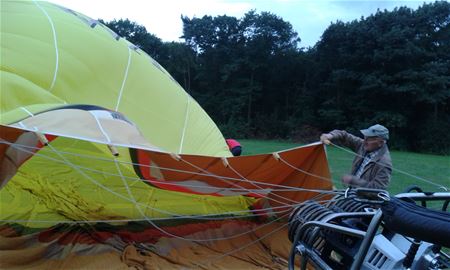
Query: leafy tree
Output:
[[312, 2, 450, 153], [182, 11, 300, 135], [99, 1, 450, 153], [103, 19, 164, 61]]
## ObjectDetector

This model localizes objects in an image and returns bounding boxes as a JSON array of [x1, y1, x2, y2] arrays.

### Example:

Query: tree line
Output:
[[103, 1, 450, 154]]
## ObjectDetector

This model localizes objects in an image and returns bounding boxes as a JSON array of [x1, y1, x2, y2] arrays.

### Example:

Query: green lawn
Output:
[[240, 139, 450, 197]]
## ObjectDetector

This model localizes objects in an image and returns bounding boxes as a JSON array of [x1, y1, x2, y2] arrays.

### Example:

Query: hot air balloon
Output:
[[0, 1, 333, 268]]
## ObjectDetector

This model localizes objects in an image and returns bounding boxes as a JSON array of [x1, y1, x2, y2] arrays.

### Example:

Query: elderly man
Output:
[[320, 124, 392, 189]]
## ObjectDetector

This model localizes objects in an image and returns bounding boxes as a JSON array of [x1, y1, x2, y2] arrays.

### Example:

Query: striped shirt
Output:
[[355, 149, 380, 178]]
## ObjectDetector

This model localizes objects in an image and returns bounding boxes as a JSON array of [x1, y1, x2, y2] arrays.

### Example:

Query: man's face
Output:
[[363, 136, 384, 152]]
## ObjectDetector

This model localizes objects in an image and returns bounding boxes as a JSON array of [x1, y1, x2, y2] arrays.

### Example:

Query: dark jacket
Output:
[[329, 130, 392, 189]]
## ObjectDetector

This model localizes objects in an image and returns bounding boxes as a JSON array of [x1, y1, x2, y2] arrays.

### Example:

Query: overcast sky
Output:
[[48, 0, 433, 47]]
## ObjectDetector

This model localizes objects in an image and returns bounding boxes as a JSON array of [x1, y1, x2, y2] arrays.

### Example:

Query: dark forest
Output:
[[103, 1, 450, 154]]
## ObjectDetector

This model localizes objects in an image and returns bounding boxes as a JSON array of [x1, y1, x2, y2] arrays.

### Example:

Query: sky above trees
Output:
[[48, 0, 433, 47]]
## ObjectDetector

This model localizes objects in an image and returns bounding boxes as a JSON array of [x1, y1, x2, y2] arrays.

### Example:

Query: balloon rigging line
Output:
[[330, 142, 448, 190], [278, 155, 336, 183], [0, 197, 343, 224], [226, 162, 300, 205], [6, 154, 341, 220], [179, 157, 274, 200], [33, 0, 59, 91], [89, 111, 112, 143], [115, 46, 132, 111], [4, 138, 344, 221], [45, 157, 324, 194], [194, 222, 289, 268], [0, 139, 339, 197], [112, 157, 193, 241], [0, 210, 273, 225], [3, 135, 342, 243], [17, 122, 28, 130], [44, 143, 160, 210], [196, 213, 290, 267], [178, 97, 190, 153], [181, 152, 335, 188], [42, 139, 261, 220], [20, 107, 35, 117], [0, 193, 343, 224], [178, 156, 300, 206], [0, 208, 287, 224], [195, 190, 337, 267], [0, 139, 341, 194], [112, 158, 295, 242], [14, 133, 440, 245], [6, 1, 446, 261]]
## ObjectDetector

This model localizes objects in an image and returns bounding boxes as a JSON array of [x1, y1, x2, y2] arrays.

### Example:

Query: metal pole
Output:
[[351, 209, 383, 270]]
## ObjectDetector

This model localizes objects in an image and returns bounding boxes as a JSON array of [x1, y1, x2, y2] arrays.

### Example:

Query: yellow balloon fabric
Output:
[[0, 135, 256, 229], [0, 2, 333, 269], [1, 0, 230, 156]]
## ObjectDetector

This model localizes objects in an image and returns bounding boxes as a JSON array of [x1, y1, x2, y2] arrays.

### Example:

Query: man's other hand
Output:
[[341, 174, 353, 185], [320, 133, 332, 145]]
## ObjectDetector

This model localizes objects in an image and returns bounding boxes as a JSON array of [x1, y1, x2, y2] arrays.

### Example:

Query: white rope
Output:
[[1, 141, 339, 215], [115, 46, 132, 111], [17, 122, 28, 129], [109, 161, 292, 242], [112, 158, 190, 240], [0, 207, 291, 224], [22, 159, 287, 243], [2, 139, 341, 221], [45, 143, 151, 207], [45, 141, 251, 221], [179, 152, 336, 193], [0, 133, 340, 228], [196, 213, 290, 267], [89, 111, 112, 143], [34, 157, 312, 193], [20, 107, 35, 117], [0, 208, 290, 225], [5, 125, 149, 211], [80, 157, 308, 243], [278, 154, 335, 184], [16, 146, 251, 218], [2, 136, 347, 242], [330, 142, 448, 191], [0, 197, 349, 225], [0, 139, 341, 195], [2, 131, 446, 257], [178, 97, 190, 153], [179, 156, 319, 203], [226, 160, 299, 205], [1, 137, 344, 245], [200, 192, 360, 266], [33, 0, 59, 91], [0, 140, 273, 193]]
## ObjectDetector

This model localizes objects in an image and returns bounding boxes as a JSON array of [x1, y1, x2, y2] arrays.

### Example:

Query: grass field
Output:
[[240, 139, 450, 198]]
